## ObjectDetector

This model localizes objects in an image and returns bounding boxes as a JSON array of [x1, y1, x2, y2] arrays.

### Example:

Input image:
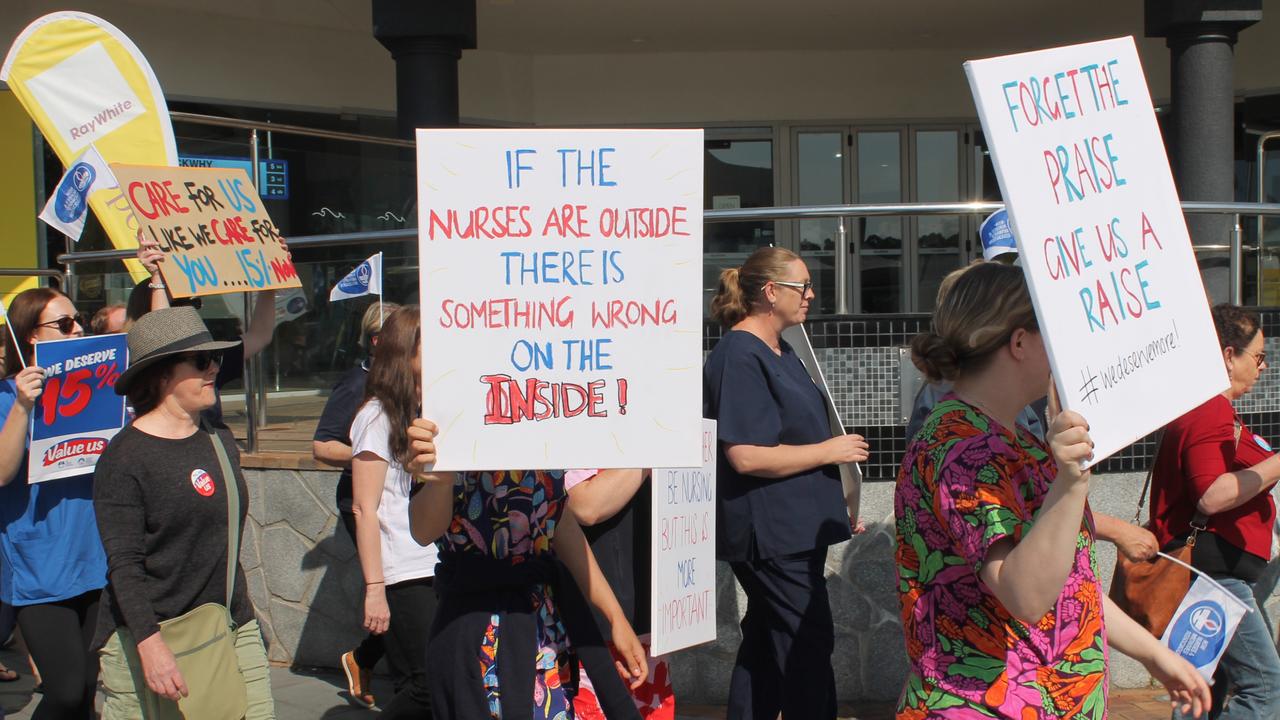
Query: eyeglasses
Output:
[[1243, 349, 1267, 368], [773, 280, 813, 295], [181, 350, 224, 372], [35, 315, 83, 334]]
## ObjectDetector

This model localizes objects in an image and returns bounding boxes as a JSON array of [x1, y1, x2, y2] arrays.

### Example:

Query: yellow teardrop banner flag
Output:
[[2, 11, 179, 282]]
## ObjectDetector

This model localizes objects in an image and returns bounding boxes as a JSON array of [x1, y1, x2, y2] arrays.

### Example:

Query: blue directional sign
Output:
[[178, 155, 289, 200]]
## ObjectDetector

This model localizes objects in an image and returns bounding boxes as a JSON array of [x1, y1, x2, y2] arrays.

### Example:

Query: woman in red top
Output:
[[1151, 303, 1280, 720]]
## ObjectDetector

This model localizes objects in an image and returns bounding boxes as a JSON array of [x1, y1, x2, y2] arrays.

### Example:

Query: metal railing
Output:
[[35, 111, 1280, 453]]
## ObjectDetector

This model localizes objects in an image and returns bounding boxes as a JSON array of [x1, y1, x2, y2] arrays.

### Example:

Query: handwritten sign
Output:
[[111, 164, 301, 298], [416, 129, 704, 470], [965, 37, 1227, 465], [29, 334, 128, 483], [650, 419, 717, 656]]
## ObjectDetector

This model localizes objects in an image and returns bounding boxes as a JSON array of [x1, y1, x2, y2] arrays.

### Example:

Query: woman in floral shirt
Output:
[[895, 262, 1209, 719]]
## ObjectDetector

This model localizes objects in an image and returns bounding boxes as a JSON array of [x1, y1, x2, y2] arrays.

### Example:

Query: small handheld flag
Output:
[[38, 145, 117, 242], [329, 252, 383, 303]]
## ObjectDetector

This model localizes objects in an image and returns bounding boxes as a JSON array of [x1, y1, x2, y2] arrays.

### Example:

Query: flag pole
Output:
[[377, 252, 384, 327]]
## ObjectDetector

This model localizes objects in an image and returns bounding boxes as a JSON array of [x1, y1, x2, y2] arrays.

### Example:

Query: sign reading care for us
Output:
[[965, 37, 1227, 466]]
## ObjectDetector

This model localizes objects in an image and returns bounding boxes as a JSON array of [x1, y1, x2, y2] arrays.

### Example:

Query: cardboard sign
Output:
[[112, 164, 301, 298], [650, 419, 717, 656], [29, 334, 128, 483], [965, 37, 1227, 465], [416, 129, 704, 470]]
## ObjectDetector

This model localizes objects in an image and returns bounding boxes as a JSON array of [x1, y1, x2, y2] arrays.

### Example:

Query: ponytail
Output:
[[710, 268, 749, 327]]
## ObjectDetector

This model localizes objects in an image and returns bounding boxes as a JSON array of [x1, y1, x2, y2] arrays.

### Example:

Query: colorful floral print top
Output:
[[894, 397, 1109, 719], [443, 470, 573, 720]]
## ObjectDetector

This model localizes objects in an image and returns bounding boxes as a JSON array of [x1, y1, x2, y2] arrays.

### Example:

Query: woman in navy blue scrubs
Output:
[[703, 247, 869, 720]]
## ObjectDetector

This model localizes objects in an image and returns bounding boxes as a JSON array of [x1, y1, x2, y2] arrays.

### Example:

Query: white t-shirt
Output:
[[351, 399, 438, 584]]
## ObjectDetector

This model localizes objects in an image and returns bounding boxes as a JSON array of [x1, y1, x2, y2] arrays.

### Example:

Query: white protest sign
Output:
[[416, 129, 704, 471], [650, 419, 717, 656], [1161, 575, 1251, 681], [965, 37, 1227, 466]]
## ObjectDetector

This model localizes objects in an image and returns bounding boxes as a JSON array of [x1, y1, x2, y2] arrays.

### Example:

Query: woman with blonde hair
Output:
[[704, 246, 868, 719], [895, 261, 1208, 719]]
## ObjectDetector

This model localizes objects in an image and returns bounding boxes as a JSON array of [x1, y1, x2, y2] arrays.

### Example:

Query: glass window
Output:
[[915, 130, 962, 311], [858, 131, 903, 313], [796, 132, 843, 314], [704, 137, 774, 312]]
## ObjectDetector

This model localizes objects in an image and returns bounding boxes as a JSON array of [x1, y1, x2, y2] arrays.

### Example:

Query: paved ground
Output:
[[0, 646, 1177, 720]]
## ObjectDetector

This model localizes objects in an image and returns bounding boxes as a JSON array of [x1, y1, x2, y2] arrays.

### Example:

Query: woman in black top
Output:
[[93, 307, 276, 719], [703, 246, 869, 720]]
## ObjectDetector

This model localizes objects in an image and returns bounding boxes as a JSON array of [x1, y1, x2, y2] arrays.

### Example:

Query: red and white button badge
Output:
[[190, 468, 216, 497]]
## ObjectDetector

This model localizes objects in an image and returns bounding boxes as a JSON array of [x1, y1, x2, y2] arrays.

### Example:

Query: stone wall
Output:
[[240, 466, 1280, 702]]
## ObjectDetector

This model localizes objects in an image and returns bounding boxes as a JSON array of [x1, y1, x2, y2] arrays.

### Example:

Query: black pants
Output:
[[380, 577, 436, 719], [16, 589, 100, 720], [340, 511, 389, 671], [727, 548, 836, 720]]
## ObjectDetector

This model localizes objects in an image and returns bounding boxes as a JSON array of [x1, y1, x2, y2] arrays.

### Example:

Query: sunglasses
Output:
[[773, 280, 813, 295], [180, 350, 224, 372], [35, 314, 84, 334]]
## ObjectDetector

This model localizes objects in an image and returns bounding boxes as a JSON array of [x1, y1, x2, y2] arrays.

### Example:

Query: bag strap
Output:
[[203, 419, 241, 611], [1136, 428, 1210, 548], [1132, 430, 1165, 525]]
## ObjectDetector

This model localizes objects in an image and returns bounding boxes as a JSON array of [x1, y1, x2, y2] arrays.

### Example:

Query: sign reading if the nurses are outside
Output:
[[415, 129, 704, 472], [965, 37, 1227, 466]]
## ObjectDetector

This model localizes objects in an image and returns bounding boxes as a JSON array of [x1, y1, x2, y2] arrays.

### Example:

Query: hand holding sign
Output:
[[12, 366, 46, 410], [113, 164, 301, 298]]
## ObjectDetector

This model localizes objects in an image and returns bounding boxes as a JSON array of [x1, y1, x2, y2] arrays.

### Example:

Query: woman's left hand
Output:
[[610, 619, 648, 690], [406, 418, 438, 475], [1145, 646, 1210, 718]]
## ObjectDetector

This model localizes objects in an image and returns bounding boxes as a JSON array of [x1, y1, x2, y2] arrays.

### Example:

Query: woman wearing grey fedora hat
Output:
[[91, 307, 276, 719]]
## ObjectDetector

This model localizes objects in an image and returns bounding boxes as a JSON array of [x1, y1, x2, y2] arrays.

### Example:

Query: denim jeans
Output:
[[1175, 576, 1280, 720]]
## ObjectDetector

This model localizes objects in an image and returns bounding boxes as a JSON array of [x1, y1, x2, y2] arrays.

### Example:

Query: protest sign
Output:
[[650, 419, 717, 656], [3, 11, 179, 282], [112, 164, 301, 298], [29, 334, 128, 483], [1161, 574, 1251, 682], [965, 37, 1227, 466], [416, 129, 704, 470]]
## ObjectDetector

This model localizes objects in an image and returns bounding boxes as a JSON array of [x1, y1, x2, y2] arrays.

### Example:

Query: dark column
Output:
[[372, 0, 477, 137], [1146, 0, 1261, 302]]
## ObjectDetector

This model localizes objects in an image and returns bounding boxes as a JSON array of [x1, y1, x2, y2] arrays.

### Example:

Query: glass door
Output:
[[855, 130, 906, 313], [910, 127, 965, 312], [794, 129, 845, 314]]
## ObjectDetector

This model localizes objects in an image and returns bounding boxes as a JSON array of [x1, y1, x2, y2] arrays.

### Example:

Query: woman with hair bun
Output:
[[703, 246, 868, 719], [894, 261, 1209, 719]]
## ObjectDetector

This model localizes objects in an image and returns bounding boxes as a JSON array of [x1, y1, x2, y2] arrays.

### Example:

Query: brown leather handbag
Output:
[[1108, 434, 1205, 638]]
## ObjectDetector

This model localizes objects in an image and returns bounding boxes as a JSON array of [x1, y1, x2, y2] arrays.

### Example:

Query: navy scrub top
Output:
[[703, 330, 851, 562]]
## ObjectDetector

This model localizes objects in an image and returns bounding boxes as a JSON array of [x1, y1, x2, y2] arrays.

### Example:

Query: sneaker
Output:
[[340, 650, 376, 709]]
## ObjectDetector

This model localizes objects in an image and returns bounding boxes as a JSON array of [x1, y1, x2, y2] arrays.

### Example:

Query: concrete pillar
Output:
[[1146, 0, 1261, 302], [372, 0, 477, 138]]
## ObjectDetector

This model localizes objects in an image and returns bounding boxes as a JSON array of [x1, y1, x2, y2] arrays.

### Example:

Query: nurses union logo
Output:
[[338, 262, 371, 293], [1189, 604, 1224, 637], [190, 469, 216, 497]]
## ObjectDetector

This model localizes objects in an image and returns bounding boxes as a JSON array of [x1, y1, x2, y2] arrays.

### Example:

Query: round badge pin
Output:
[[190, 469, 216, 497]]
